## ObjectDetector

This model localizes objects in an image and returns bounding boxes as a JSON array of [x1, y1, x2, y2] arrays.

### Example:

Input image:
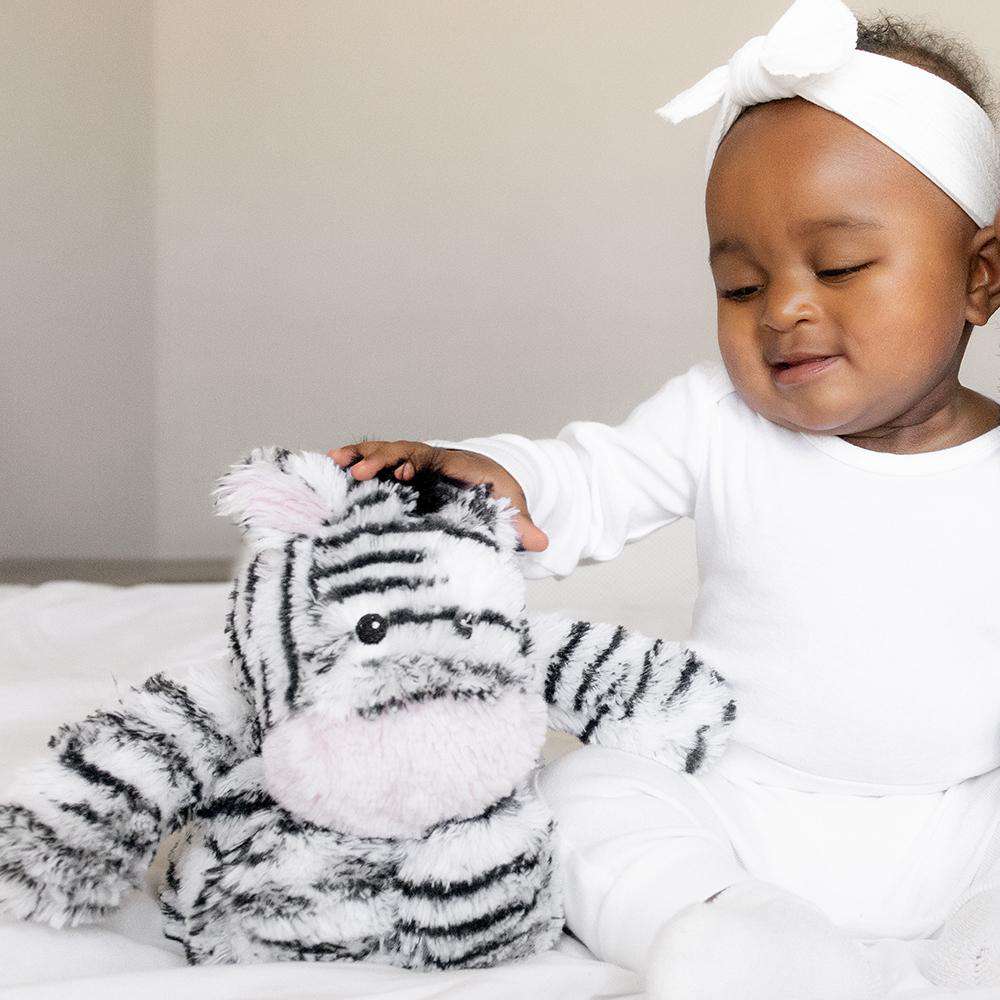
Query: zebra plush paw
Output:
[[0, 795, 156, 929], [591, 646, 736, 774], [0, 764, 158, 928], [0, 805, 46, 922], [531, 611, 737, 775]]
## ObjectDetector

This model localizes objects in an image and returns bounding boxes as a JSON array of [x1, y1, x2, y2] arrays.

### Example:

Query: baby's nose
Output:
[[760, 277, 818, 332]]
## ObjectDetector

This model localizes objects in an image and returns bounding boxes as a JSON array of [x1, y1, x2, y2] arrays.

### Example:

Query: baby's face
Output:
[[705, 96, 981, 436]]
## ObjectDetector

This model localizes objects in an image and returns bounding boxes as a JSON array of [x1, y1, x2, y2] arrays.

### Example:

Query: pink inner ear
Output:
[[238, 468, 330, 533]]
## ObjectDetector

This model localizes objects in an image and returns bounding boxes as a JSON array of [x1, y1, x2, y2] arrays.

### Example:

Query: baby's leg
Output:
[[535, 744, 749, 970], [537, 745, 881, 999]]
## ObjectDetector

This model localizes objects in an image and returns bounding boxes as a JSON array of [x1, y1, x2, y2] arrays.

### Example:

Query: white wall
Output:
[[4, 1, 999, 560]]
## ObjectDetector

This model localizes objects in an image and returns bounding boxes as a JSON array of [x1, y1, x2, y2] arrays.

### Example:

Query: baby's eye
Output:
[[817, 262, 872, 280], [356, 613, 388, 644], [720, 285, 758, 301], [720, 262, 872, 302]]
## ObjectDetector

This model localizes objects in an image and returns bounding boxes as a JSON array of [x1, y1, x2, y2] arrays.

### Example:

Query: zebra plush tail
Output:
[[0, 654, 250, 928], [527, 611, 736, 774]]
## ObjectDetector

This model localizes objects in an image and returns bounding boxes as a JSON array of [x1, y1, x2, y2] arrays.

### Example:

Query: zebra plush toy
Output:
[[0, 447, 735, 970]]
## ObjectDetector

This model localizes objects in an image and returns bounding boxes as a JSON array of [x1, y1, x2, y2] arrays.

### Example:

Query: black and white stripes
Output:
[[0, 655, 252, 929], [531, 611, 737, 774]]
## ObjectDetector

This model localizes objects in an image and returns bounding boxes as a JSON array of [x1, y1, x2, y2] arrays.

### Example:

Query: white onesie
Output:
[[424, 359, 1000, 962]]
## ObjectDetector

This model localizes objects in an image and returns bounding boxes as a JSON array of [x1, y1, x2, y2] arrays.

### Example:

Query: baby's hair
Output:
[[853, 9, 999, 127], [732, 9, 999, 129]]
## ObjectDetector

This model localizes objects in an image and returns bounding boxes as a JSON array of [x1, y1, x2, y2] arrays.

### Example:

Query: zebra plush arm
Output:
[[0, 653, 251, 928], [527, 611, 736, 774]]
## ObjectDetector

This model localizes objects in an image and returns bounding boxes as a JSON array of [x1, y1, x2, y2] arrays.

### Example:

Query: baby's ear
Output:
[[213, 447, 349, 547]]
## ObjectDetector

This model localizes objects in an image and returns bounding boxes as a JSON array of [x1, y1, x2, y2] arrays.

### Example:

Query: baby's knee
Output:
[[536, 742, 706, 822], [536, 743, 612, 805], [533, 745, 749, 972]]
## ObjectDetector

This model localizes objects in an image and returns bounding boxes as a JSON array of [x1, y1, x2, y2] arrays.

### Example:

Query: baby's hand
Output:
[[327, 441, 549, 552]]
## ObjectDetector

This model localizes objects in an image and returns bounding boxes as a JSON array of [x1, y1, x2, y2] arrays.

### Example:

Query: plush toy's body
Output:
[[159, 763, 557, 967], [0, 449, 735, 969]]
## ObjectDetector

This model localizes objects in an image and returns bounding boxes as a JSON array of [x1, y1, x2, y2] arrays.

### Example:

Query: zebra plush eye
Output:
[[356, 613, 388, 644]]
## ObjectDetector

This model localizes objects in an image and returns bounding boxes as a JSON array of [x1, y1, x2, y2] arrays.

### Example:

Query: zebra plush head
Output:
[[213, 447, 544, 839]]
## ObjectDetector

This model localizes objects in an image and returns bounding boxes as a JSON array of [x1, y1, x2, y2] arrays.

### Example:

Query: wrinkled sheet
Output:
[[0, 579, 996, 999]]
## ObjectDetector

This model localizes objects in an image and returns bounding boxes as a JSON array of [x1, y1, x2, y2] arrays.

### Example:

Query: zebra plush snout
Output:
[[259, 687, 547, 839]]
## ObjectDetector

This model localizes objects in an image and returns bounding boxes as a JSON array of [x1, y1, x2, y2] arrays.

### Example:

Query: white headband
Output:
[[655, 0, 1000, 228]]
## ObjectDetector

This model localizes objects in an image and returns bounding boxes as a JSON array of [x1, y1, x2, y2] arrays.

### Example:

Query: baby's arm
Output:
[[0, 654, 251, 928], [422, 364, 719, 579], [329, 364, 719, 578]]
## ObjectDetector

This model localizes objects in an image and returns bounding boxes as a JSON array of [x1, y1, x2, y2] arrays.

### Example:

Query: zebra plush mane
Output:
[[0, 446, 735, 970]]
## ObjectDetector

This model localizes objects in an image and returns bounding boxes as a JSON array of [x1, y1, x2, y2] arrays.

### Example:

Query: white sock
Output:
[[917, 880, 1000, 988], [644, 878, 882, 1000]]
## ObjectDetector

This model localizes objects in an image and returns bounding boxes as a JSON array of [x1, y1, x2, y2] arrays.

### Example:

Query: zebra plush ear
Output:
[[438, 480, 521, 555], [213, 447, 349, 547]]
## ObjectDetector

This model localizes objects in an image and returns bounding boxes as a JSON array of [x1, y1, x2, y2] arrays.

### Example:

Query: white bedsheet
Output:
[[1, 558, 997, 998]]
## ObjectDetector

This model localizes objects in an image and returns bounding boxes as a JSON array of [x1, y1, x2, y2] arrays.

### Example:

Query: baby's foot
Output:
[[644, 878, 882, 1000], [917, 881, 1000, 988]]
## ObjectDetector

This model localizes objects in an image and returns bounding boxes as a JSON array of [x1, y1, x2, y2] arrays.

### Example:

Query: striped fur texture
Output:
[[0, 447, 735, 969], [531, 612, 736, 774]]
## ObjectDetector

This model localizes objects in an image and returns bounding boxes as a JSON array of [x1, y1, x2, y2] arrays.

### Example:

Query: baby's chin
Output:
[[739, 361, 866, 436]]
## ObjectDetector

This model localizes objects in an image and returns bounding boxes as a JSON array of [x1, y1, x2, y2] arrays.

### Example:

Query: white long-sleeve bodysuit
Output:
[[424, 359, 1000, 968]]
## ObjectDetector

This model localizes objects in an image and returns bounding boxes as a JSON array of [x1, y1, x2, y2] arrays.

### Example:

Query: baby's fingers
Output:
[[340, 442, 422, 480], [507, 502, 548, 552], [348, 446, 399, 479], [514, 516, 548, 553], [327, 442, 398, 478], [327, 445, 363, 467]]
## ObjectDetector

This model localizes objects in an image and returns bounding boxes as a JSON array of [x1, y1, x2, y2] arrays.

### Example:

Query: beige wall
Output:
[[2, 1, 155, 559], [4, 1, 1000, 560]]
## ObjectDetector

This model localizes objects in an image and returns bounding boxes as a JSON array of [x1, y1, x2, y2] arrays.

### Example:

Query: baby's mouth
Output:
[[769, 355, 841, 385]]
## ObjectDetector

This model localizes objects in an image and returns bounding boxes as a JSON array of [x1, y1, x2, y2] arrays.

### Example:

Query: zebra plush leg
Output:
[[526, 611, 736, 774], [158, 754, 400, 966], [0, 654, 251, 928], [391, 781, 564, 970]]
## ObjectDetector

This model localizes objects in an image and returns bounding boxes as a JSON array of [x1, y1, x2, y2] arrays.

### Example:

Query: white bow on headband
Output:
[[657, 0, 857, 125], [653, 0, 1000, 228]]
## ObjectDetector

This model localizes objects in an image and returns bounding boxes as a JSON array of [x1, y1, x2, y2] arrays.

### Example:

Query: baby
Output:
[[330, 1, 1000, 997]]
